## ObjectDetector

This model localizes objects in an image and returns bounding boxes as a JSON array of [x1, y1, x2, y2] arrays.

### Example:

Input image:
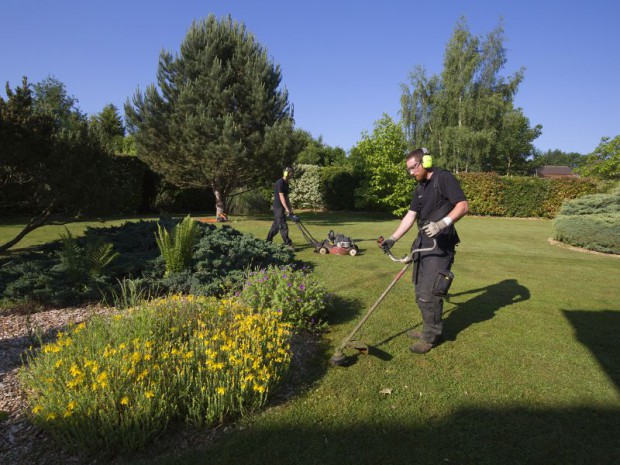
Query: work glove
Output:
[[288, 214, 300, 222], [422, 219, 448, 238], [380, 238, 395, 254]]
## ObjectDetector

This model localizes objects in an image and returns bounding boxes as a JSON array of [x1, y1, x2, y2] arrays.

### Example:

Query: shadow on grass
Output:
[[325, 294, 364, 326], [443, 278, 530, 340], [563, 309, 620, 392], [374, 279, 531, 348], [146, 406, 620, 465]]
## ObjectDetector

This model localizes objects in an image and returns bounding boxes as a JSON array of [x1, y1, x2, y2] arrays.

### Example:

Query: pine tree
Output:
[[125, 15, 295, 215]]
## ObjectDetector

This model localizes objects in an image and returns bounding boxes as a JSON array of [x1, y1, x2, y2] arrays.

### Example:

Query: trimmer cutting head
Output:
[[330, 351, 347, 366], [330, 340, 369, 367]]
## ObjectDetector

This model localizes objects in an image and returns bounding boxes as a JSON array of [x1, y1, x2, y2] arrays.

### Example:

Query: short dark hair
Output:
[[406, 148, 427, 162]]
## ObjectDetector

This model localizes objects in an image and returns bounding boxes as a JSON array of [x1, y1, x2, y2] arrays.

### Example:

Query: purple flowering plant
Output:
[[237, 265, 329, 330]]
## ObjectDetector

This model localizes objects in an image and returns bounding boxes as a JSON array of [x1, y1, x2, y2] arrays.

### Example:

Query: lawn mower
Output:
[[330, 236, 437, 366], [293, 217, 359, 256]]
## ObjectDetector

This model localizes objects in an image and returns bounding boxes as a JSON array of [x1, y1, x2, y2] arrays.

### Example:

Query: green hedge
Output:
[[321, 165, 361, 211], [455, 173, 597, 218], [267, 165, 598, 218]]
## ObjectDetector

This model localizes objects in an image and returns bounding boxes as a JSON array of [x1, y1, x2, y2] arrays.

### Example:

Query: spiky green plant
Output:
[[86, 240, 120, 278], [155, 216, 200, 276], [58, 228, 83, 281]]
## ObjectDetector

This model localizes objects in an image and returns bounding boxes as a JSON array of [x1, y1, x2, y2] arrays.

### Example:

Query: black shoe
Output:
[[409, 341, 434, 354]]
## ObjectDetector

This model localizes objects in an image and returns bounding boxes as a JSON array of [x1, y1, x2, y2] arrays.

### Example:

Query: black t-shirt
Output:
[[273, 178, 289, 210], [409, 169, 466, 248]]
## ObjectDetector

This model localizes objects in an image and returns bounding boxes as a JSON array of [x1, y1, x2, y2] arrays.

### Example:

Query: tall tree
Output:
[[125, 15, 295, 215], [495, 109, 542, 174], [350, 114, 409, 215], [89, 103, 126, 153], [295, 130, 346, 166], [32, 75, 85, 132], [530, 149, 586, 169], [400, 18, 540, 173], [579, 135, 620, 180], [0, 77, 113, 253], [399, 66, 439, 150]]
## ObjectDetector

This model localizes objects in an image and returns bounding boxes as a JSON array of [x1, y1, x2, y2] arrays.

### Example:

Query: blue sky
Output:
[[2, 0, 618, 155]]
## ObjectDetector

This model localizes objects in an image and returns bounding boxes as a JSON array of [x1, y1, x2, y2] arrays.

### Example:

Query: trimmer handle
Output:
[[381, 237, 437, 263]]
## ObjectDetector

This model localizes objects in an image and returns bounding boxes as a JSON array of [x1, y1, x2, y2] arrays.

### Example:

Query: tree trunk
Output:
[[213, 188, 227, 217], [0, 201, 55, 254]]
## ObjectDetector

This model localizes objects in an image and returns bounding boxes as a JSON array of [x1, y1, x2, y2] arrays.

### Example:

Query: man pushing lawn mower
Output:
[[381, 148, 468, 354], [266, 167, 298, 251]]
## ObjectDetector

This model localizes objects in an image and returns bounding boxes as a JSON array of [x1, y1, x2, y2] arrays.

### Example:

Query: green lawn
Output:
[[2, 213, 619, 464]]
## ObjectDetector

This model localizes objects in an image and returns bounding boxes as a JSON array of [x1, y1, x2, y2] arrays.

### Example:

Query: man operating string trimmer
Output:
[[381, 148, 468, 354]]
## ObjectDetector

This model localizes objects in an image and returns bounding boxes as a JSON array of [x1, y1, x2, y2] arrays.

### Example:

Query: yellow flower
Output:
[[54, 359, 63, 369], [46, 413, 57, 421], [32, 405, 43, 414], [216, 387, 225, 395], [67, 400, 77, 411], [69, 363, 84, 378], [120, 397, 129, 406], [73, 322, 86, 333], [145, 391, 155, 399], [131, 351, 142, 364]]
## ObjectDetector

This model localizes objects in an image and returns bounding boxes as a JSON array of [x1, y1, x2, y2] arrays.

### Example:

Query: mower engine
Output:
[[326, 230, 358, 255], [329, 230, 352, 248]]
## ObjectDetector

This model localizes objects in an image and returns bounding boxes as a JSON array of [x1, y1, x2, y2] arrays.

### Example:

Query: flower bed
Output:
[[19, 295, 292, 457]]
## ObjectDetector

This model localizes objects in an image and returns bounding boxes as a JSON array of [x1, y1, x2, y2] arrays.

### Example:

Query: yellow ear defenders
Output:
[[421, 147, 432, 169], [283, 167, 293, 179]]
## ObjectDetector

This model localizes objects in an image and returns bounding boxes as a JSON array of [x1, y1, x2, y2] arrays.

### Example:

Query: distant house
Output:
[[532, 165, 577, 178]]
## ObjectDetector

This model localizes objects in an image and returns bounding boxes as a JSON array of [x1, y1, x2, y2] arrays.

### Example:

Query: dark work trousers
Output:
[[266, 209, 292, 245], [412, 246, 455, 344]]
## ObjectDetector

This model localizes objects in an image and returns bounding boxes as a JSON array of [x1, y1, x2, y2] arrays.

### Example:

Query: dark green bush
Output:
[[227, 187, 271, 214], [0, 220, 294, 307], [322, 165, 361, 211]]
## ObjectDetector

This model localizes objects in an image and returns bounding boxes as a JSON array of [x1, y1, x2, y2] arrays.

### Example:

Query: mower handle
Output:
[[377, 236, 437, 263]]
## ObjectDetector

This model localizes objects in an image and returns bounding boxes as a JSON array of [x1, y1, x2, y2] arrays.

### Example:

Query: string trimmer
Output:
[[330, 237, 437, 366]]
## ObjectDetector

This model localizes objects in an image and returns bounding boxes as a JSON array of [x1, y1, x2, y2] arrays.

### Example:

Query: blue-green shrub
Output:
[[553, 213, 620, 254], [553, 187, 620, 254]]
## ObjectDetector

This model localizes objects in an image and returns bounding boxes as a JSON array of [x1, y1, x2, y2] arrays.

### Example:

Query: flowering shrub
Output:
[[19, 295, 292, 456], [237, 265, 330, 330]]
